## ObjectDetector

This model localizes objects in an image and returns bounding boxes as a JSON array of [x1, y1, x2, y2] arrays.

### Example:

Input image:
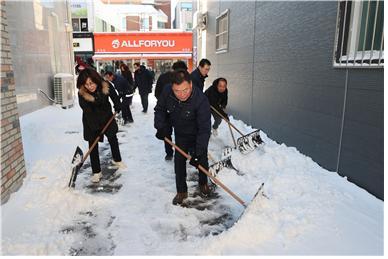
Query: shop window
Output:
[[334, 0, 384, 67], [216, 9, 229, 53], [72, 18, 80, 32]]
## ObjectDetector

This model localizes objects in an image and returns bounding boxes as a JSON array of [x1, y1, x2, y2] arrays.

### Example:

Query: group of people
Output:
[[77, 58, 229, 206]]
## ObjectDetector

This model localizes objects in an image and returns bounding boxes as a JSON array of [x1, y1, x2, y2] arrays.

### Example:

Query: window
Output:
[[334, 1, 384, 67], [111, 25, 115, 32], [157, 21, 165, 29], [102, 20, 107, 32], [216, 9, 229, 53], [80, 18, 88, 32], [72, 18, 80, 32]]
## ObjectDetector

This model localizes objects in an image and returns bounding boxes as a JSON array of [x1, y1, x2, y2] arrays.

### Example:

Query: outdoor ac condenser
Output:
[[53, 73, 74, 109]]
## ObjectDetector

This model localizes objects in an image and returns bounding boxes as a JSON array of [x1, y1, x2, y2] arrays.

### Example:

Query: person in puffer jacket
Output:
[[154, 69, 211, 205], [77, 68, 126, 183]]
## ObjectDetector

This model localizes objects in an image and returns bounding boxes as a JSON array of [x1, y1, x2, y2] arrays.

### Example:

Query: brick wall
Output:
[[1, 1, 26, 204]]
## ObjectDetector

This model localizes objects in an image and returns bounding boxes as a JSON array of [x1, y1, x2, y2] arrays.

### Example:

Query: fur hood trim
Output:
[[79, 81, 110, 102]]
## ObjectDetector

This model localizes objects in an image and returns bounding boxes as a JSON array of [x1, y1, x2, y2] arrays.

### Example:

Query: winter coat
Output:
[[190, 68, 207, 92], [155, 71, 173, 99], [204, 84, 228, 114], [78, 81, 121, 142], [112, 73, 132, 97], [121, 70, 134, 94], [154, 85, 211, 155], [134, 65, 153, 95]]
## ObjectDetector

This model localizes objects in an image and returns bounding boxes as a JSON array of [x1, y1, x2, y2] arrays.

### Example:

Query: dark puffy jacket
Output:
[[121, 70, 134, 94], [134, 65, 153, 95], [154, 71, 173, 99], [78, 81, 121, 142], [204, 84, 228, 114], [112, 73, 131, 97], [154, 85, 211, 155], [190, 68, 207, 92]]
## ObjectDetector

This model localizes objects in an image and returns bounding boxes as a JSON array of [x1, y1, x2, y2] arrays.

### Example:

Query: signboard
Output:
[[73, 38, 93, 52], [94, 32, 192, 54]]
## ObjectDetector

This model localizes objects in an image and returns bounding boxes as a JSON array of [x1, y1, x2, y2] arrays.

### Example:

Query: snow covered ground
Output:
[[1, 93, 384, 255]]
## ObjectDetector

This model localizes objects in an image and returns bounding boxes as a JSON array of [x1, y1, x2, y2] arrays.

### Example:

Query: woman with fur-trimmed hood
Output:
[[77, 68, 126, 183]]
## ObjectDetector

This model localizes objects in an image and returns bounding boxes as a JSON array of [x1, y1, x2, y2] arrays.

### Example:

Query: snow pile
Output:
[[0, 94, 383, 255]]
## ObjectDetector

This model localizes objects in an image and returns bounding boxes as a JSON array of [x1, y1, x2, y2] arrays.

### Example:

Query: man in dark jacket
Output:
[[134, 62, 153, 113], [154, 70, 211, 205], [190, 58, 211, 92], [204, 77, 228, 136], [154, 61, 188, 161], [104, 71, 134, 124]]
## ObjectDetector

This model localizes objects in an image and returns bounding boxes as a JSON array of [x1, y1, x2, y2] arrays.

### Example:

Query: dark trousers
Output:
[[164, 125, 173, 156], [140, 93, 149, 112], [174, 136, 208, 193], [121, 96, 133, 122], [211, 110, 222, 129], [89, 135, 121, 174], [128, 96, 133, 106]]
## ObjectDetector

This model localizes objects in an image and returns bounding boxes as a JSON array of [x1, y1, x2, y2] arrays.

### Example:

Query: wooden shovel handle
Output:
[[164, 137, 246, 207], [210, 106, 245, 136], [82, 112, 117, 163]]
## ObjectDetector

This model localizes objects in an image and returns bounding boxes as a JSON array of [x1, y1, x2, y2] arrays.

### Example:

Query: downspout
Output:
[[336, 69, 349, 173], [250, 0, 257, 124]]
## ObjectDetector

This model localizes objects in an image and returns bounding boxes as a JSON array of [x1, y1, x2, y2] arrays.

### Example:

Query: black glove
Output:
[[189, 156, 200, 168], [155, 128, 167, 140]]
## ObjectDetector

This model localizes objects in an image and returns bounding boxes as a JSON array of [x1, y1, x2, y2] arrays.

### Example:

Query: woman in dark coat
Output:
[[204, 77, 228, 136], [77, 68, 125, 183], [119, 63, 135, 106]]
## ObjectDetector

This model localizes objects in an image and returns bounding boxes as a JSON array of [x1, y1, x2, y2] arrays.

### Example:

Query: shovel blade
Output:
[[236, 130, 263, 154], [68, 146, 84, 188], [209, 156, 241, 185], [235, 182, 265, 222]]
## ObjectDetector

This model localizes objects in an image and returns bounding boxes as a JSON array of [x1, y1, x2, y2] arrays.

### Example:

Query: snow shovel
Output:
[[208, 152, 242, 183], [210, 106, 263, 154], [68, 112, 117, 188], [164, 137, 247, 207]]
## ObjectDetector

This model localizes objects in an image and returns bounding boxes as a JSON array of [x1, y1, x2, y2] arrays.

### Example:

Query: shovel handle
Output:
[[210, 106, 245, 136], [82, 112, 117, 164], [164, 137, 246, 207]]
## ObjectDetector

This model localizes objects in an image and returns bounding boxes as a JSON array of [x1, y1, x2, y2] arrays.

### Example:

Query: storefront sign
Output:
[[94, 32, 192, 53]]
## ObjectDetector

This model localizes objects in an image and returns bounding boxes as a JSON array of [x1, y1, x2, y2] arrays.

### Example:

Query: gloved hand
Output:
[[189, 156, 200, 168], [155, 128, 167, 140]]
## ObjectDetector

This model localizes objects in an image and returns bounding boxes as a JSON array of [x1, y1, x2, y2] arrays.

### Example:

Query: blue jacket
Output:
[[154, 85, 211, 155], [190, 68, 207, 92], [112, 73, 131, 97]]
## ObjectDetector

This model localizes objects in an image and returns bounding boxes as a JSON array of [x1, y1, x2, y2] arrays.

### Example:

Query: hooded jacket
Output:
[[78, 81, 121, 141]]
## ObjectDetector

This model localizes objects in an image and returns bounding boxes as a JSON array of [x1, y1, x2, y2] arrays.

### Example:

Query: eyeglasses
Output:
[[173, 88, 190, 95], [84, 79, 96, 88]]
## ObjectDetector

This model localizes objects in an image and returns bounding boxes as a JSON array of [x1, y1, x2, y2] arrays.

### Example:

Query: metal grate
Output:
[[334, 0, 384, 68]]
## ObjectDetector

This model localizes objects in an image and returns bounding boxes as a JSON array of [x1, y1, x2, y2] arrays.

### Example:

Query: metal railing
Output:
[[334, 0, 384, 68]]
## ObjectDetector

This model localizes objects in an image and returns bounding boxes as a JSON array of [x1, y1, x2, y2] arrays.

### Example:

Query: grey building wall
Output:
[[5, 1, 74, 116], [200, 1, 383, 199]]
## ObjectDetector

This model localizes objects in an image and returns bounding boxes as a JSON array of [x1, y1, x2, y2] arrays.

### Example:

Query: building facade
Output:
[[173, 0, 193, 31], [5, 1, 74, 116], [193, 0, 384, 199]]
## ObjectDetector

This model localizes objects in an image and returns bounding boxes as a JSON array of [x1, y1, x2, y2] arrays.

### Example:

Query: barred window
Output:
[[334, 0, 384, 67], [216, 9, 229, 53]]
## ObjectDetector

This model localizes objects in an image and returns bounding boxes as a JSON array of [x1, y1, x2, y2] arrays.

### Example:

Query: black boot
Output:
[[172, 192, 188, 205]]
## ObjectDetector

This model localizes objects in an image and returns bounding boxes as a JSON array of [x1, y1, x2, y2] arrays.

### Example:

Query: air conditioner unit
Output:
[[197, 12, 208, 30], [53, 73, 74, 109]]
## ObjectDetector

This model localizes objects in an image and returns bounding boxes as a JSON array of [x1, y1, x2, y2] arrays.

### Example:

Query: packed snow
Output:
[[0, 93, 383, 255]]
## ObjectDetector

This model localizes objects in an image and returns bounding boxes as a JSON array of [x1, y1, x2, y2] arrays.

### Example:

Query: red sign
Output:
[[94, 32, 192, 53]]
